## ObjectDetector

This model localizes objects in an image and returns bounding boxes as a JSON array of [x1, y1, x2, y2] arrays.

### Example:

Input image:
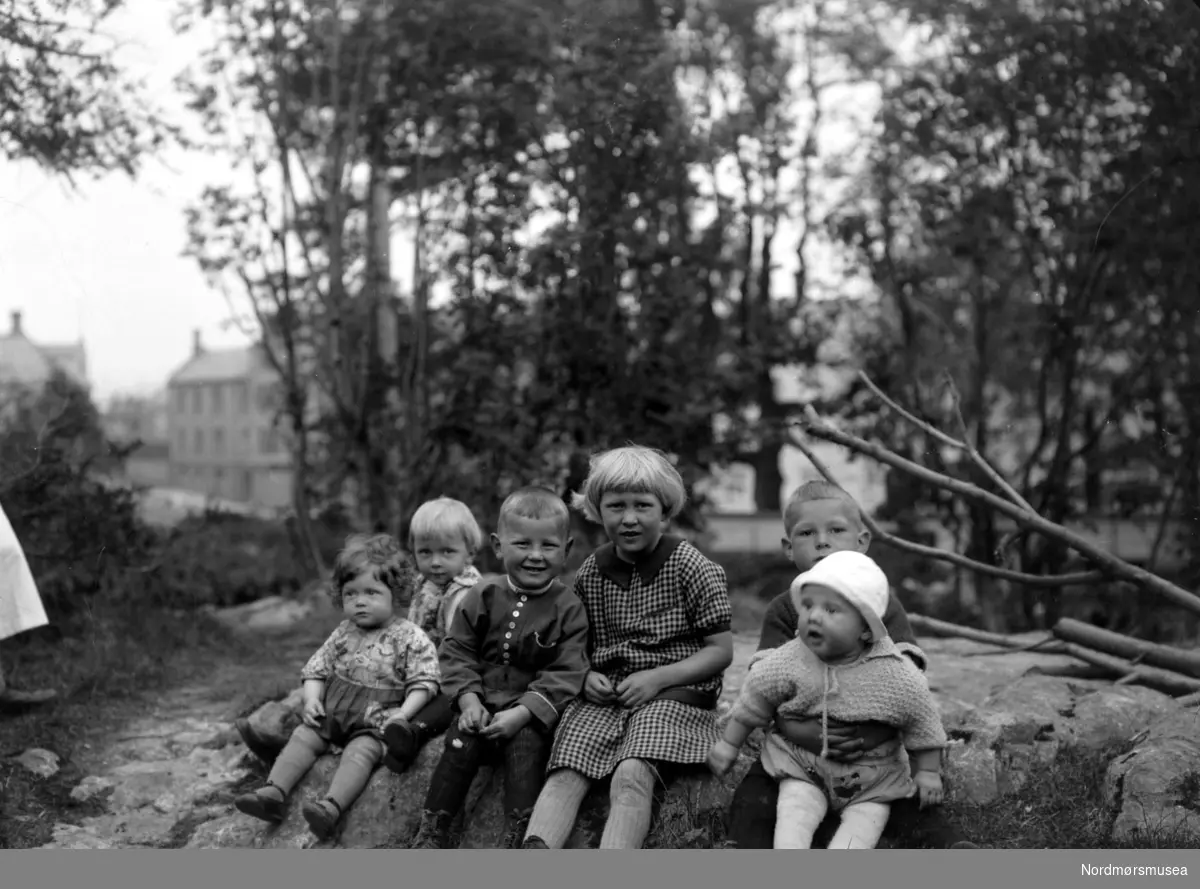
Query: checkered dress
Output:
[[545, 536, 733, 780]]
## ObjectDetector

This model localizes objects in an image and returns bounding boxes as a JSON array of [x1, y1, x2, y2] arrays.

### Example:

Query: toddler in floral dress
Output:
[[234, 533, 440, 839]]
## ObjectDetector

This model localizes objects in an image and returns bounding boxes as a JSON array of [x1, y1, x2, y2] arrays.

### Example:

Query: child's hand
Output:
[[584, 671, 617, 705], [480, 705, 532, 741], [914, 771, 944, 809], [706, 739, 739, 777], [302, 696, 326, 729], [616, 670, 666, 709], [458, 696, 491, 734]]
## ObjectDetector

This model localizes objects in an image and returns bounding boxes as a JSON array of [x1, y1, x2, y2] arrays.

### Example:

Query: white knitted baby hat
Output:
[[792, 550, 890, 643]]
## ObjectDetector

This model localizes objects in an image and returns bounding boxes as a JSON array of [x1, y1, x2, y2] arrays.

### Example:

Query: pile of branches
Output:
[[791, 373, 1200, 709]]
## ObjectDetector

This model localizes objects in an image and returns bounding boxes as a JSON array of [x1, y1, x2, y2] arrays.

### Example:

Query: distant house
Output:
[[0, 310, 89, 391], [165, 331, 293, 510]]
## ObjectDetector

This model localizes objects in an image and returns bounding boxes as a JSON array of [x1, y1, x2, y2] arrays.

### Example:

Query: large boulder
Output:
[[940, 675, 1178, 805], [187, 736, 756, 849], [1104, 707, 1200, 844]]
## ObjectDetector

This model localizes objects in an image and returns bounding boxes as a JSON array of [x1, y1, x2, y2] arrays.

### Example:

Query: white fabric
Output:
[[791, 550, 890, 643], [0, 498, 48, 641], [828, 801, 891, 849], [775, 779, 827, 848]]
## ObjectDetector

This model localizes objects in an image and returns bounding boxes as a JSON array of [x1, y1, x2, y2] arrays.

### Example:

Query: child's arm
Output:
[[618, 550, 733, 708], [883, 589, 927, 672], [298, 624, 346, 726], [707, 645, 799, 775], [514, 595, 591, 730], [394, 626, 440, 720], [437, 585, 491, 731], [897, 673, 948, 808]]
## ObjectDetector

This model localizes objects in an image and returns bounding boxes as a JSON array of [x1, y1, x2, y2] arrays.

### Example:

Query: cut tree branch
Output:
[[1058, 643, 1200, 697], [786, 424, 1102, 587], [794, 407, 1200, 618], [1052, 618, 1200, 680]]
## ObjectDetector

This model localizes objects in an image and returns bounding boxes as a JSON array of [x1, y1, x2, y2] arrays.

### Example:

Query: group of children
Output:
[[232, 445, 978, 850]]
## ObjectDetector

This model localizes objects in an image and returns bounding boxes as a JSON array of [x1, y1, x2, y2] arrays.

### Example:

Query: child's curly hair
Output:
[[327, 533, 418, 611]]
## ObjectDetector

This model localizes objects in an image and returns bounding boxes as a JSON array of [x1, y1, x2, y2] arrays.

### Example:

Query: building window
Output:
[[258, 428, 270, 454], [266, 429, 281, 454], [238, 382, 249, 413], [194, 429, 204, 455], [214, 427, 226, 456], [175, 388, 186, 413], [192, 387, 202, 414], [175, 429, 186, 457], [211, 384, 224, 413]]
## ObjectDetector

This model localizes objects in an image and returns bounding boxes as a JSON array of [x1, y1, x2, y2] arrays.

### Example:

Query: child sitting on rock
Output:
[[381, 497, 485, 773], [725, 480, 976, 848], [708, 550, 947, 849], [520, 445, 734, 849], [233, 533, 440, 840], [409, 486, 590, 848]]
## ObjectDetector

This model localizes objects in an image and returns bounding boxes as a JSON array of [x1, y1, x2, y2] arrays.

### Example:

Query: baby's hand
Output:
[[302, 697, 325, 729], [706, 739, 739, 777], [915, 771, 944, 809]]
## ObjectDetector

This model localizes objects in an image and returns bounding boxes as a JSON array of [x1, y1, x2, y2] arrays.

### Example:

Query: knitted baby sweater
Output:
[[728, 636, 947, 754]]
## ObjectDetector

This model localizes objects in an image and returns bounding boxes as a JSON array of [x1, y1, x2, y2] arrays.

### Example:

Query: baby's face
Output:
[[795, 583, 870, 664], [782, 498, 870, 573], [341, 570, 395, 629]]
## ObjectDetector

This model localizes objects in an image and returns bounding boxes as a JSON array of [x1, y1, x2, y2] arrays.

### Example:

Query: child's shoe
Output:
[[501, 809, 534, 849], [410, 809, 453, 849], [382, 718, 419, 773], [234, 784, 287, 823], [521, 836, 550, 849], [301, 797, 344, 840]]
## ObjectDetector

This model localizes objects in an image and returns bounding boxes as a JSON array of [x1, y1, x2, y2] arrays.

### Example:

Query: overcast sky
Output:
[[0, 3, 249, 404]]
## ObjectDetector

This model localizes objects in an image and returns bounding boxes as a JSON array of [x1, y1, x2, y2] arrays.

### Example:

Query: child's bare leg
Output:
[[267, 725, 329, 794], [599, 758, 656, 849], [523, 768, 592, 848], [829, 802, 891, 849], [775, 779, 827, 849], [325, 735, 384, 810]]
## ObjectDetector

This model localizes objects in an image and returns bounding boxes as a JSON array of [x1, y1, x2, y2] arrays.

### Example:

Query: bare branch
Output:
[[942, 373, 1036, 512], [795, 409, 1200, 618], [786, 423, 1101, 587]]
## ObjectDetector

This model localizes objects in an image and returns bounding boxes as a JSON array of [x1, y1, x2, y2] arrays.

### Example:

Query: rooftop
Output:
[[168, 330, 270, 385], [0, 310, 88, 389]]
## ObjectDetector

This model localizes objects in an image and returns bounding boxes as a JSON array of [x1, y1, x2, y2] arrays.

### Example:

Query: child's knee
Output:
[[609, 759, 656, 806]]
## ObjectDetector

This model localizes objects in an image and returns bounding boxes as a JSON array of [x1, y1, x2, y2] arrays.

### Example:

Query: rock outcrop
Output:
[[1105, 707, 1200, 844], [32, 632, 1198, 849]]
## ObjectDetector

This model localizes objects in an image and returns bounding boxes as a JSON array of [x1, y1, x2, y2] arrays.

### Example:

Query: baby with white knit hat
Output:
[[709, 551, 948, 849]]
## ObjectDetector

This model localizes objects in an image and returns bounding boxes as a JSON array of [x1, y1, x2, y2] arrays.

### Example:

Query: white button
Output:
[[520, 596, 527, 603], [503, 642, 510, 649], [505, 632, 512, 639], [512, 611, 519, 617], [509, 622, 516, 629]]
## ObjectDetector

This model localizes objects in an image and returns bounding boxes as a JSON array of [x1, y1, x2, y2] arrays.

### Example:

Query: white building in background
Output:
[[164, 330, 292, 510], [0, 310, 89, 390]]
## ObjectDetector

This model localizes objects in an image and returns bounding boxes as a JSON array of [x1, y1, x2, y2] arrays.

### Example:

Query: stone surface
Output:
[[30, 624, 1197, 850], [14, 747, 61, 778], [1105, 707, 1200, 844]]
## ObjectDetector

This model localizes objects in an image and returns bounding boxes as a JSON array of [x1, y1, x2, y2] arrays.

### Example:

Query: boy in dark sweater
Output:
[[726, 480, 978, 850]]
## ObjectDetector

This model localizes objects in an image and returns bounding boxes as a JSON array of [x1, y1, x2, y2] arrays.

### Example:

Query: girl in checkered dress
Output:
[[521, 446, 734, 849]]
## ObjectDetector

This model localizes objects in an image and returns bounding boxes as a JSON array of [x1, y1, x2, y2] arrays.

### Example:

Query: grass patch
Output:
[[936, 744, 1200, 850]]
